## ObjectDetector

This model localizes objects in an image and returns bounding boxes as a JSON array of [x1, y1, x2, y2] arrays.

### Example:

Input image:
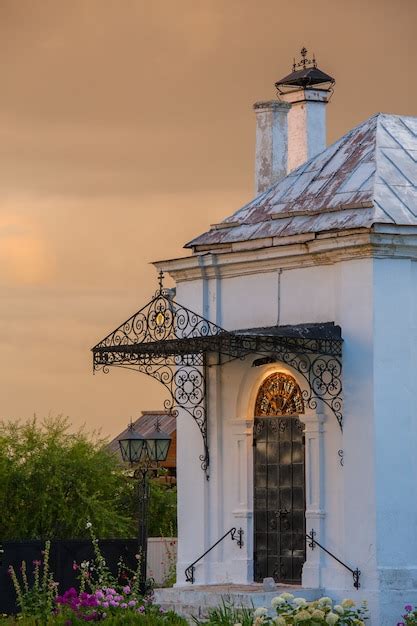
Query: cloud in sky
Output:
[[0, 0, 416, 437]]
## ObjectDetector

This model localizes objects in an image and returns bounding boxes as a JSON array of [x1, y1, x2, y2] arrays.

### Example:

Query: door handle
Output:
[[275, 508, 289, 518]]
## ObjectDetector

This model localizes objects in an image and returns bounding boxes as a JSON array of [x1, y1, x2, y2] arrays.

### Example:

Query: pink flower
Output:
[[405, 605, 413, 612], [102, 601, 109, 608], [72, 562, 78, 571], [128, 600, 137, 607], [123, 585, 131, 594]]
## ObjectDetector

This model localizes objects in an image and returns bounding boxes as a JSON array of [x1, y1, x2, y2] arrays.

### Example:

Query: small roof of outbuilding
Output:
[[186, 113, 417, 251], [108, 410, 176, 457]]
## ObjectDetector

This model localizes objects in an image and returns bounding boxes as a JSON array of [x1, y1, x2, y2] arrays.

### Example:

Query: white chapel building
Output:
[[94, 51, 417, 625]]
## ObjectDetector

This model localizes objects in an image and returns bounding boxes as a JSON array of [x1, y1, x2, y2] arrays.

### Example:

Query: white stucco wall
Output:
[[169, 246, 417, 625], [372, 258, 417, 621]]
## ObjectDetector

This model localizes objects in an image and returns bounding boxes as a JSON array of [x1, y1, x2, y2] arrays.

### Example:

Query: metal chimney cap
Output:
[[275, 47, 335, 94]]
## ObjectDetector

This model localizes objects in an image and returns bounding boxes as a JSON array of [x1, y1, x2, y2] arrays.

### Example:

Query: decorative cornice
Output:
[[154, 226, 417, 283]]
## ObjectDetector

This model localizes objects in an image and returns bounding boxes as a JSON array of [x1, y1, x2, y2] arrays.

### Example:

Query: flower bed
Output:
[[398, 603, 417, 625], [194, 594, 369, 626], [1, 523, 186, 625]]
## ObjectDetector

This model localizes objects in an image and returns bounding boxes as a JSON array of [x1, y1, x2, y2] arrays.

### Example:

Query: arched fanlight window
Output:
[[255, 372, 304, 417]]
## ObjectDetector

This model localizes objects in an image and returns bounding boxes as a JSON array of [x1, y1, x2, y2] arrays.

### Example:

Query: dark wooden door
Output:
[[253, 416, 305, 584]]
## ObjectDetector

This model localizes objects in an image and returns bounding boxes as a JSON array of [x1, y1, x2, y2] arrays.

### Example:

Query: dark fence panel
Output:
[[0, 539, 139, 615]]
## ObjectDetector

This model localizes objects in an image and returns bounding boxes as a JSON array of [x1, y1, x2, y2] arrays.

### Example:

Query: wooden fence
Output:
[[147, 537, 177, 585], [0, 537, 177, 615]]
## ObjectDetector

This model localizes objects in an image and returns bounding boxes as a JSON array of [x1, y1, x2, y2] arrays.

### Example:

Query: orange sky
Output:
[[1, 0, 416, 438]]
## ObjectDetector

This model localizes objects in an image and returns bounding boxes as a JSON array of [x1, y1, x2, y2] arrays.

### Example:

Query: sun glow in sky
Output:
[[1, 0, 416, 437]]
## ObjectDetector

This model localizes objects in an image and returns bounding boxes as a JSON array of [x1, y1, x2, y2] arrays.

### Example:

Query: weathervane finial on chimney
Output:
[[293, 47, 317, 71]]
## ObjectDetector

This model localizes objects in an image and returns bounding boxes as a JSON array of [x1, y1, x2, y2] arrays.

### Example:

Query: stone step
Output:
[[154, 584, 323, 621]]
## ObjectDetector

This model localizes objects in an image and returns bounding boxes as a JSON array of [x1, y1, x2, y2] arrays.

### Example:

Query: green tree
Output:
[[148, 480, 177, 537], [0, 416, 137, 540]]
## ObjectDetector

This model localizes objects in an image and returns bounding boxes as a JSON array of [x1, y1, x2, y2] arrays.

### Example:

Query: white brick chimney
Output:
[[281, 88, 330, 172], [254, 49, 334, 194], [253, 101, 291, 195]]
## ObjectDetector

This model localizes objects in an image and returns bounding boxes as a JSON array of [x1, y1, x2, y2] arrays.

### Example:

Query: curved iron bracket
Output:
[[94, 355, 210, 479], [92, 273, 227, 479]]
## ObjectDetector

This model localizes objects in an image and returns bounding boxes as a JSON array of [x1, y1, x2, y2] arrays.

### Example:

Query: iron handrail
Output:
[[185, 527, 244, 584], [307, 529, 361, 589]]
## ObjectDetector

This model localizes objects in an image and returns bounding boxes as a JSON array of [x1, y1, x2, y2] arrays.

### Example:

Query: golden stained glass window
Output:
[[255, 372, 304, 416]]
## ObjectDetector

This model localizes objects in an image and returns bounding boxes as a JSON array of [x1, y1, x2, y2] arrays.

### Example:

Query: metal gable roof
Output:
[[186, 113, 417, 250], [107, 411, 176, 456]]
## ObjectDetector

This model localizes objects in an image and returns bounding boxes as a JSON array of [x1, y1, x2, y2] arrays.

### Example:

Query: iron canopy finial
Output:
[[158, 270, 164, 294]]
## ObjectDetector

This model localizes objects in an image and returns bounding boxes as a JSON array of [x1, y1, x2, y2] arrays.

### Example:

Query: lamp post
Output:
[[118, 420, 172, 591]]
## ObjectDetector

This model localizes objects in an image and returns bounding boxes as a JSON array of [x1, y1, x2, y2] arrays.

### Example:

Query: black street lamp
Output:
[[118, 420, 172, 591]]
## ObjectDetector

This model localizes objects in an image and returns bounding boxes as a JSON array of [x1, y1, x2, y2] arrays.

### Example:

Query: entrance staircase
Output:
[[154, 584, 323, 620]]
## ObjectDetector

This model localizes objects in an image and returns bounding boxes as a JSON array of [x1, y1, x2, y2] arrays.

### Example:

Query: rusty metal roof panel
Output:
[[186, 113, 417, 250], [107, 411, 176, 456]]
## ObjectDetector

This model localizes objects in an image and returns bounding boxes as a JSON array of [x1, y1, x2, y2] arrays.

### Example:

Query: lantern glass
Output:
[[145, 427, 171, 463], [118, 425, 146, 464]]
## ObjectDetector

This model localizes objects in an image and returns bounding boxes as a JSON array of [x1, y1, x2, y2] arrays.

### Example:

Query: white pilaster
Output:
[[229, 418, 254, 583], [302, 409, 326, 589]]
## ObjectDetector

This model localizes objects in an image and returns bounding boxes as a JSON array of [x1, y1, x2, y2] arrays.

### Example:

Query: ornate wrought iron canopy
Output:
[[92, 273, 343, 478]]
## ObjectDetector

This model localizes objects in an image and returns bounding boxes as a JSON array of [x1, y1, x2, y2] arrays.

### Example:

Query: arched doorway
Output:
[[253, 372, 306, 584]]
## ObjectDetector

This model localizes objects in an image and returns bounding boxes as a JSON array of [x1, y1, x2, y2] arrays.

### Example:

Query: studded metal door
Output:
[[253, 416, 306, 584]]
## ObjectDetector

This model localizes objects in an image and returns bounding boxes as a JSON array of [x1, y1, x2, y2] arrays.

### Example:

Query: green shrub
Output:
[[0, 416, 135, 540], [0, 415, 177, 541]]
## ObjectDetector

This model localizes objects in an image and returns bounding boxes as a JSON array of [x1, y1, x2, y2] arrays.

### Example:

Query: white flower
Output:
[[325, 612, 339, 625], [334, 605, 344, 615], [271, 596, 285, 609], [86, 521, 92, 529], [279, 592, 294, 601], [254, 607, 268, 618], [318, 596, 333, 607], [275, 618, 286, 626], [293, 597, 307, 607], [341, 599, 354, 608]]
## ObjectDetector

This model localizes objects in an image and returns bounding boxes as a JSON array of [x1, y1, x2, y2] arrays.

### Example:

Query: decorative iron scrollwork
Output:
[[92, 272, 231, 479], [92, 273, 344, 479], [255, 353, 342, 429], [278, 419, 288, 432]]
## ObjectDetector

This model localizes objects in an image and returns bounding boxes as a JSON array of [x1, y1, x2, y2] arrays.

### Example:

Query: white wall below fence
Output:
[[147, 538, 177, 586]]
